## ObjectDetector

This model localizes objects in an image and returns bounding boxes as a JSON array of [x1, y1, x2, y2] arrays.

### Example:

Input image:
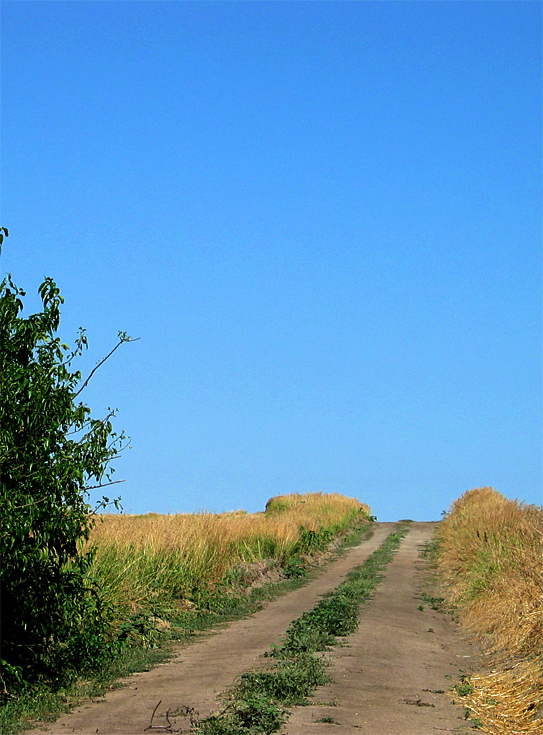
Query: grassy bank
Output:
[[435, 487, 542, 734], [88, 493, 371, 630], [1, 493, 372, 735]]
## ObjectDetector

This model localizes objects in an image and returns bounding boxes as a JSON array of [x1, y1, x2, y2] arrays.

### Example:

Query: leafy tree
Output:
[[0, 232, 135, 692]]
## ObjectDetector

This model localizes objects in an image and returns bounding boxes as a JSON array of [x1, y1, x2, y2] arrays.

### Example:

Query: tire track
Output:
[[283, 522, 479, 735]]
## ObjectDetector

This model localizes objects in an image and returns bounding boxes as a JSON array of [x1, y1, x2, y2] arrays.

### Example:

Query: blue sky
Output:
[[1, 1, 541, 521]]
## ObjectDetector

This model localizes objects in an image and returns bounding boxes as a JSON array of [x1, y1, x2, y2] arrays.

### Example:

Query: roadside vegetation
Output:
[[89, 492, 371, 633], [192, 522, 411, 734], [435, 487, 542, 735]]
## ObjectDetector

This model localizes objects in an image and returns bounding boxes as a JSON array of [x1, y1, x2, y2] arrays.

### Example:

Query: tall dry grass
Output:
[[88, 492, 369, 624], [436, 487, 543, 734]]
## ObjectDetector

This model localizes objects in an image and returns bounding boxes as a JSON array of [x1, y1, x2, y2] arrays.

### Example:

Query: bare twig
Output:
[[84, 479, 125, 492], [74, 335, 139, 398], [144, 702, 198, 732], [144, 700, 170, 731]]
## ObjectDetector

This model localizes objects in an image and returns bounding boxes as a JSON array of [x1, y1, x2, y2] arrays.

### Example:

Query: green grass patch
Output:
[[454, 676, 475, 697]]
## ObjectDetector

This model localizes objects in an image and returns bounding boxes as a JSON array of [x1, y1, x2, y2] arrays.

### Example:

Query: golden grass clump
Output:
[[436, 487, 543, 734], [88, 492, 368, 623], [265, 491, 371, 519]]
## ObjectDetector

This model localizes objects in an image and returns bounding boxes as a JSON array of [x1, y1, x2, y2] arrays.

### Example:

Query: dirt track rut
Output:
[[285, 522, 478, 735], [31, 522, 477, 735]]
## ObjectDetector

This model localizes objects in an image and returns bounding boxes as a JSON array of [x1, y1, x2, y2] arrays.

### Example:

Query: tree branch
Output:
[[84, 479, 125, 492], [74, 334, 139, 398]]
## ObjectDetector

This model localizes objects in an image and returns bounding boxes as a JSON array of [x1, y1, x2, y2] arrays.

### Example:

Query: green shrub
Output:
[[0, 264, 133, 692]]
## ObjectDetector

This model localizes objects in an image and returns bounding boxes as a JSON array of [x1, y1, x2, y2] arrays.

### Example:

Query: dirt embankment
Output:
[[31, 522, 478, 735]]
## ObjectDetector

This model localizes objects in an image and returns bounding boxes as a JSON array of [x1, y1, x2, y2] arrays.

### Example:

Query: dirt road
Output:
[[284, 522, 479, 735], [31, 522, 477, 735]]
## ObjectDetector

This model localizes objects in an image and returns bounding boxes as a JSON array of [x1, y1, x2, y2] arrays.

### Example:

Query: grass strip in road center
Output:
[[194, 521, 411, 735]]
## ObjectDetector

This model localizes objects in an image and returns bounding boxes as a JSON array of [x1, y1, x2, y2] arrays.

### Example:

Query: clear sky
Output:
[[1, 1, 541, 521]]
